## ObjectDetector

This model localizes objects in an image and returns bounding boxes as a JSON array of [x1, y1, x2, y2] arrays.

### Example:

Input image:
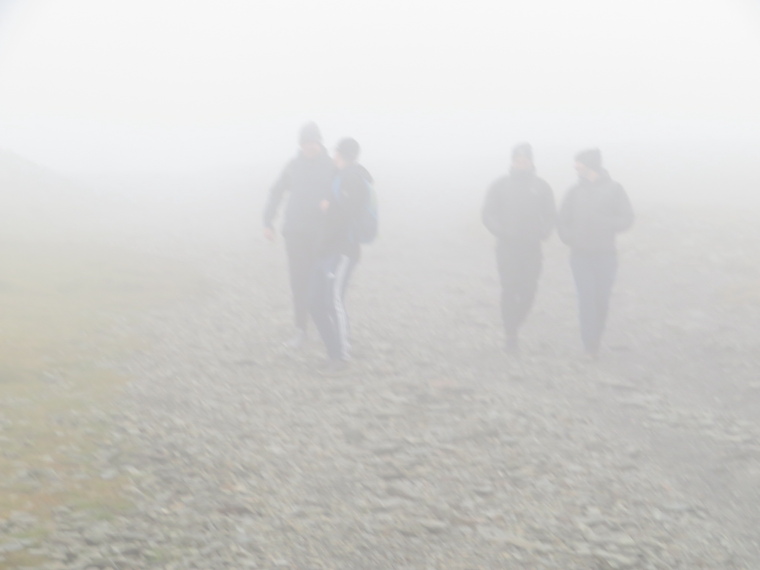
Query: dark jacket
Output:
[[263, 149, 335, 236], [482, 170, 556, 243], [557, 171, 634, 252], [322, 163, 373, 261]]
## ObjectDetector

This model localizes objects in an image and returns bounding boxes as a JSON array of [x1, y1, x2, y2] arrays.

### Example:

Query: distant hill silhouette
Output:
[[0, 149, 106, 240]]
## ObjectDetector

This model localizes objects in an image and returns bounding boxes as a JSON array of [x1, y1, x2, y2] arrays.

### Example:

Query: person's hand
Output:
[[320, 199, 330, 213], [263, 227, 276, 241]]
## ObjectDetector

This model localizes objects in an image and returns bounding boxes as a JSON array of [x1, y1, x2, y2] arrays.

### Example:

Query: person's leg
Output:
[[513, 245, 543, 330], [284, 233, 319, 333], [591, 252, 618, 351], [332, 255, 357, 360], [570, 252, 599, 354], [309, 255, 342, 361], [496, 244, 519, 352], [496, 243, 521, 346]]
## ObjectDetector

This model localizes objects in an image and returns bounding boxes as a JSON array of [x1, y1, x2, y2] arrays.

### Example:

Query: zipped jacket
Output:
[[557, 170, 634, 252], [263, 149, 335, 235], [482, 170, 556, 243]]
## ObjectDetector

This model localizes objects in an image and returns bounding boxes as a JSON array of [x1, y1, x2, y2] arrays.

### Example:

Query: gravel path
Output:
[[5, 204, 760, 569]]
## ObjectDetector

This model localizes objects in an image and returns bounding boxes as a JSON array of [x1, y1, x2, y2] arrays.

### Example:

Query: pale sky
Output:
[[0, 0, 758, 172]]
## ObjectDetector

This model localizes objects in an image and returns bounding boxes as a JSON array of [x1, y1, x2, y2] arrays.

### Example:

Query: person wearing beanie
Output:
[[298, 122, 322, 146], [574, 148, 602, 173], [263, 122, 335, 349], [310, 137, 374, 374], [557, 148, 634, 358], [482, 143, 556, 353]]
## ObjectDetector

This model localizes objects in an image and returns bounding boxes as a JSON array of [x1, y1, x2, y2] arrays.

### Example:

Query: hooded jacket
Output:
[[263, 148, 335, 236], [482, 170, 556, 243], [557, 170, 634, 252]]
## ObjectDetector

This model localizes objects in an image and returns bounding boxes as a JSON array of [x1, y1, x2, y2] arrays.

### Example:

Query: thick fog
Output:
[[4, 2, 760, 566], [1, 0, 759, 246]]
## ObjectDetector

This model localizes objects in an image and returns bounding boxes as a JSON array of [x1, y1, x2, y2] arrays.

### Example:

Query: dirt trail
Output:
[[12, 202, 760, 569]]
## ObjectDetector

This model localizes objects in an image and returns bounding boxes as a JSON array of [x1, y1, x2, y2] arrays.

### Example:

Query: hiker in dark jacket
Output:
[[310, 137, 373, 373], [558, 148, 634, 357], [263, 122, 335, 349], [482, 143, 556, 352]]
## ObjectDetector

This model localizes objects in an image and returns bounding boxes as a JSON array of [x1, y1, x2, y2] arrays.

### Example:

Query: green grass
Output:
[[0, 238, 205, 566]]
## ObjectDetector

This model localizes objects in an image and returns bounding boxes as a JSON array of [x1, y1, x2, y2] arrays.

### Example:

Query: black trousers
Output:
[[570, 251, 618, 353], [284, 232, 321, 331], [310, 253, 357, 360], [496, 241, 542, 338]]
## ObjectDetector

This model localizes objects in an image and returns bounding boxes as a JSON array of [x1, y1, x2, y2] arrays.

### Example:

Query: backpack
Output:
[[353, 176, 378, 244], [333, 173, 378, 244]]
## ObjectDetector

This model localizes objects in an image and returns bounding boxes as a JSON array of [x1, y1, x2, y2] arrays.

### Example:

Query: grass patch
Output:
[[0, 238, 205, 559]]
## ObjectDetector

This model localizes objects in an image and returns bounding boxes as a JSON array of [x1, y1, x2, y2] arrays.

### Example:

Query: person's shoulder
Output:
[[356, 164, 373, 183], [533, 176, 553, 192], [274, 156, 298, 182], [343, 164, 371, 185], [284, 154, 302, 170], [489, 175, 510, 189], [603, 176, 626, 196], [560, 182, 582, 202]]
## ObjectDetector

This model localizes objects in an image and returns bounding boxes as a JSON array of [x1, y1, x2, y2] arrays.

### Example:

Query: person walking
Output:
[[558, 148, 634, 358], [263, 122, 335, 349], [310, 137, 374, 373], [482, 143, 556, 352]]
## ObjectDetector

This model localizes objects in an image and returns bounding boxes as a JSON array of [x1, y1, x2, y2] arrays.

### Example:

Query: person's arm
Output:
[[481, 183, 503, 237], [262, 161, 292, 238], [607, 184, 634, 232]]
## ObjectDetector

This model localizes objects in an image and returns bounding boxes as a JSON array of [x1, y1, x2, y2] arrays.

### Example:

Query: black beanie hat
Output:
[[299, 122, 322, 145], [575, 148, 602, 172], [512, 142, 533, 162], [336, 137, 360, 162]]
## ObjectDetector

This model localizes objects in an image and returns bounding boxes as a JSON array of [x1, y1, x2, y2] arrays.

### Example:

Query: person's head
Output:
[[511, 142, 534, 172], [574, 148, 602, 181], [334, 137, 360, 169], [299, 122, 323, 158]]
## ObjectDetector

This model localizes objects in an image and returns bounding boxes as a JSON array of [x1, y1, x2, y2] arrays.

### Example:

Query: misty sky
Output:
[[0, 0, 758, 173]]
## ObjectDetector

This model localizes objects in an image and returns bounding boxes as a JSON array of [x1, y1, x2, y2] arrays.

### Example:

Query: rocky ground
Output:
[[2, 202, 759, 569]]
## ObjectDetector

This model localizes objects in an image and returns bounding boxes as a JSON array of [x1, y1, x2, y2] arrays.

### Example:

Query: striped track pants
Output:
[[310, 253, 356, 361]]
